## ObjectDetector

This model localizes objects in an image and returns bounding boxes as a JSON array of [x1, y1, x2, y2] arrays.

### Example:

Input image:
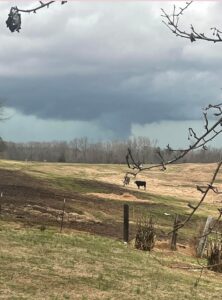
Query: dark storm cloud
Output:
[[1, 69, 219, 137], [0, 1, 222, 138]]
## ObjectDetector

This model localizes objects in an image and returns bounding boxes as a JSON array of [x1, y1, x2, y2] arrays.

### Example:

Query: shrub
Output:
[[135, 217, 155, 251]]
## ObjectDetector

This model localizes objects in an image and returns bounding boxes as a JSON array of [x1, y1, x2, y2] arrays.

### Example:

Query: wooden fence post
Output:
[[60, 198, 66, 233], [0, 192, 3, 214], [123, 204, 129, 243], [197, 216, 213, 258], [170, 214, 179, 251]]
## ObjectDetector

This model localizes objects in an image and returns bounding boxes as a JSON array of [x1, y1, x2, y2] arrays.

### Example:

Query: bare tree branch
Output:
[[197, 209, 222, 239], [6, 1, 67, 32], [125, 104, 222, 236], [126, 103, 222, 178], [161, 1, 222, 43], [167, 161, 222, 234], [18, 1, 55, 14]]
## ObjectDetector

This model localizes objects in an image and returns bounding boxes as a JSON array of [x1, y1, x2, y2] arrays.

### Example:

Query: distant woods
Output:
[[1, 137, 222, 164]]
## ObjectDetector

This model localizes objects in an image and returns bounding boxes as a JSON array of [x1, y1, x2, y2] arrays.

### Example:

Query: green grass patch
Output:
[[0, 223, 222, 299], [47, 175, 124, 194]]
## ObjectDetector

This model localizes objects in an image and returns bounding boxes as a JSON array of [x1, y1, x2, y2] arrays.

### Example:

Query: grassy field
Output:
[[1, 222, 222, 300], [0, 160, 222, 299]]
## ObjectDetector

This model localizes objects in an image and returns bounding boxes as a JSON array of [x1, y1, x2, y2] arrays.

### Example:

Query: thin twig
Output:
[[18, 1, 55, 13]]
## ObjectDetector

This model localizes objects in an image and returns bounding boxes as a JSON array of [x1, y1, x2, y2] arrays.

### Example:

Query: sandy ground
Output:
[[87, 192, 154, 204]]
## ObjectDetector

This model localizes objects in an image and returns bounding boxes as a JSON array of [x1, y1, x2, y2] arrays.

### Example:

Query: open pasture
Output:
[[0, 160, 222, 299]]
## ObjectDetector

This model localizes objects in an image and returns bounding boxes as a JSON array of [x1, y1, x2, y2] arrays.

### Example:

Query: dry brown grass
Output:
[[86, 192, 154, 204], [25, 162, 222, 203], [3, 160, 221, 201]]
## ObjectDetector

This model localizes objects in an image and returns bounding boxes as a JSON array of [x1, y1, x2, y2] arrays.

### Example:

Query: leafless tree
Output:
[[156, 1, 222, 235], [161, 1, 222, 43], [126, 103, 222, 234]]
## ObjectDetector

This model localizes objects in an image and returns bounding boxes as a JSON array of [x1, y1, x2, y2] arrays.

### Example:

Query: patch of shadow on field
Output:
[[48, 175, 127, 194], [0, 168, 207, 242], [0, 169, 137, 239]]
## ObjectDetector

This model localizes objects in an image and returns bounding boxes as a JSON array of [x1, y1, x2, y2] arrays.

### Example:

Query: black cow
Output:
[[134, 180, 146, 190]]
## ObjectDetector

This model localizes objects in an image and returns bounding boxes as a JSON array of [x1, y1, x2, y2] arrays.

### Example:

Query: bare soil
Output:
[[0, 168, 134, 239]]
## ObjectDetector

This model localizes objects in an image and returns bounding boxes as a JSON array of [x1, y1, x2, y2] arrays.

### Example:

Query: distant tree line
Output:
[[1, 137, 222, 164]]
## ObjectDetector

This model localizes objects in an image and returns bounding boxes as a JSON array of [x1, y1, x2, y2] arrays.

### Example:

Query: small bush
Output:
[[207, 238, 222, 273], [135, 217, 155, 251]]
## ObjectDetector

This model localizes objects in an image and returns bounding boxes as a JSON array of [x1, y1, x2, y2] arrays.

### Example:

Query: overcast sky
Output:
[[1, 1, 222, 148]]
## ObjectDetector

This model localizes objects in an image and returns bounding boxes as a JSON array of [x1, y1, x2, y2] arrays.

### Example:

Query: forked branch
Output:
[[161, 1, 222, 43]]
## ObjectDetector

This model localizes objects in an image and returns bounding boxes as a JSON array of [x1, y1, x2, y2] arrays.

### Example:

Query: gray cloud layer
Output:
[[1, 1, 222, 138]]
